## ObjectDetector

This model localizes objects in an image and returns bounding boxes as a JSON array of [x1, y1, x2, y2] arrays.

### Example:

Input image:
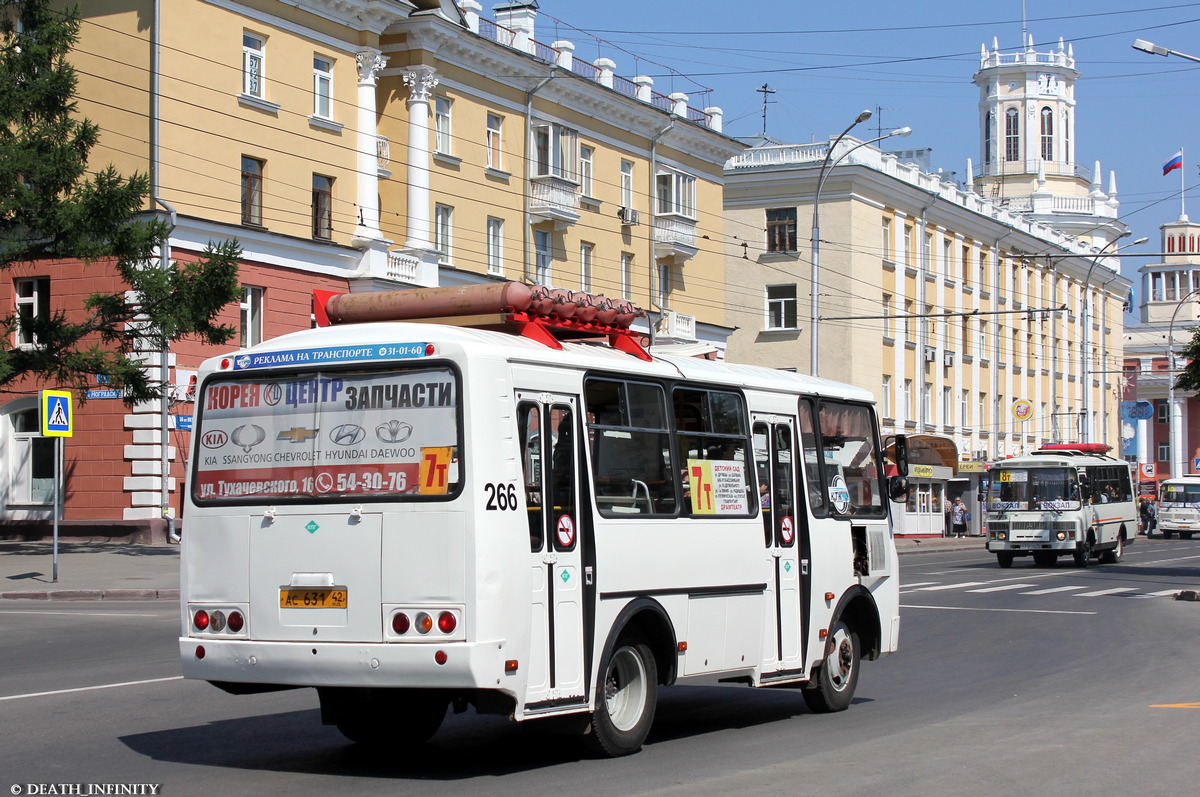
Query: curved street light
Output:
[[1080, 232, 1147, 443], [1132, 39, 1200, 64], [809, 114, 912, 377]]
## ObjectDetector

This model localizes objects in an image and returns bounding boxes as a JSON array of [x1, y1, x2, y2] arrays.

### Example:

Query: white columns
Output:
[[402, 65, 439, 252], [353, 52, 388, 246]]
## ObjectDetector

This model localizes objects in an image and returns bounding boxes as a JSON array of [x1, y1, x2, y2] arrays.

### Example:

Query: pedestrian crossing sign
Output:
[[40, 390, 73, 437]]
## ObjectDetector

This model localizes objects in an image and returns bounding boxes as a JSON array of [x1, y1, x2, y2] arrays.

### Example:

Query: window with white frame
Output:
[[14, 277, 49, 349], [8, 403, 54, 504], [882, 294, 893, 338], [486, 113, 503, 170], [1158, 441, 1170, 462], [922, 230, 932, 273], [980, 392, 988, 431], [240, 286, 263, 348], [903, 299, 914, 340], [903, 224, 913, 267], [579, 242, 593, 291], [312, 55, 333, 119], [881, 216, 892, 262], [241, 156, 264, 226], [434, 204, 453, 261], [766, 285, 798, 329], [620, 160, 634, 209], [311, 174, 333, 239], [487, 217, 504, 276], [435, 96, 453, 155], [942, 386, 952, 426], [942, 237, 952, 278], [923, 382, 933, 424], [657, 262, 671, 306], [533, 122, 577, 179], [1158, 400, 1168, 423], [656, 168, 695, 217], [961, 389, 970, 429], [621, 252, 633, 298], [978, 319, 989, 359], [882, 375, 892, 417], [579, 145, 595, 197], [242, 32, 265, 98], [534, 229, 552, 285], [902, 379, 913, 422]]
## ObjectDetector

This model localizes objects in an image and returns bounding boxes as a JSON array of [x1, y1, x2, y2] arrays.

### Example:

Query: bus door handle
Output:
[[585, 566, 594, 585], [801, 559, 810, 575], [542, 553, 557, 565]]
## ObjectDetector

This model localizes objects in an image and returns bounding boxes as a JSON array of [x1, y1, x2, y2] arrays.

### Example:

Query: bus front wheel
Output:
[[996, 552, 1014, 568], [1073, 540, 1092, 568], [802, 620, 860, 713], [584, 634, 658, 757]]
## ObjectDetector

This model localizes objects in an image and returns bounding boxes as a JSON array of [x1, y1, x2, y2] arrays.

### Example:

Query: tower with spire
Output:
[[971, 34, 1124, 248]]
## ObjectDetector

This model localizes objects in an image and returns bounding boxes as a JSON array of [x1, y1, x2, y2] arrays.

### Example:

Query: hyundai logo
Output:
[[330, 424, 366, 446]]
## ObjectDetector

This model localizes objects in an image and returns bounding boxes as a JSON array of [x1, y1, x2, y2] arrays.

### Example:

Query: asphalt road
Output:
[[3, 538, 1200, 796]]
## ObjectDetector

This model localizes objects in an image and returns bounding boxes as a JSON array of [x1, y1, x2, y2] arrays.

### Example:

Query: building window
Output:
[[984, 110, 993, 164], [961, 243, 971, 283], [242, 32, 265, 98], [980, 392, 988, 431], [766, 208, 797, 253], [534, 229, 552, 285], [882, 216, 892, 262], [766, 285, 798, 330], [961, 390, 970, 429], [487, 217, 504, 276], [1158, 400, 1169, 424], [942, 386, 952, 427], [657, 262, 671, 306], [435, 96, 453, 155], [903, 224, 913, 267], [240, 156, 264, 226], [1158, 441, 1170, 462], [1005, 107, 1020, 162], [978, 319, 989, 359], [882, 294, 893, 338], [486, 113, 503, 170], [14, 277, 49, 349], [311, 174, 332, 239], [9, 404, 54, 504], [434, 204, 453, 261], [656, 169, 696, 218], [312, 55, 333, 119], [923, 382, 933, 425], [579, 241, 593, 291], [942, 237, 952, 278], [979, 251, 989, 288], [882, 375, 892, 418], [621, 252, 633, 298], [902, 379, 913, 422], [1040, 106, 1053, 161], [240, 286, 263, 348], [922, 230, 932, 273], [620, 160, 634, 209], [533, 123, 577, 179], [579, 145, 594, 197], [903, 299, 914, 341]]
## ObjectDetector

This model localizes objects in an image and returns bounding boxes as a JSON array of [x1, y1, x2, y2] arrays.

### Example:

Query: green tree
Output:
[[1172, 327, 1200, 392], [0, 0, 240, 403]]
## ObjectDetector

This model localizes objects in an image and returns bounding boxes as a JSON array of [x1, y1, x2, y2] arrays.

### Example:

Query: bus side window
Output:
[[798, 399, 825, 515], [586, 378, 675, 517], [518, 402, 544, 551]]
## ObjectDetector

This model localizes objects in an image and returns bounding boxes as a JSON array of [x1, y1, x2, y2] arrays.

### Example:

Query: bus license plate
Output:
[[279, 588, 348, 609]]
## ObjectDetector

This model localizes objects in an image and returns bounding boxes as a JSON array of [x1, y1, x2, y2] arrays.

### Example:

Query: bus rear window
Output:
[[192, 367, 461, 503]]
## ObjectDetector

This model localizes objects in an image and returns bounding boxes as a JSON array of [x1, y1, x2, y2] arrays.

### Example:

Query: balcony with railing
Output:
[[654, 214, 698, 262], [529, 174, 581, 225]]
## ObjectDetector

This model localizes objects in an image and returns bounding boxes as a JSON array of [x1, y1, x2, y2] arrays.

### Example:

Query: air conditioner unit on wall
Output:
[[943, 350, 955, 367], [618, 206, 640, 226], [924, 346, 937, 362]]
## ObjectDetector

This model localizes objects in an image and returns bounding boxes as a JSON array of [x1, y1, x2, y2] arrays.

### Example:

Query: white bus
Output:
[[180, 283, 908, 757], [1158, 477, 1200, 539], [984, 444, 1136, 568]]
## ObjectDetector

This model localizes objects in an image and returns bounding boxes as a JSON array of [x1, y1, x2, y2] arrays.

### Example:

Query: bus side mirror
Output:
[[1077, 476, 1090, 500], [889, 476, 909, 503], [893, 435, 909, 477]]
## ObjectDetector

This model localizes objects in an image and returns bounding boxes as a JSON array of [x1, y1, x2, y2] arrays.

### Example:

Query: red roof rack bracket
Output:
[[312, 289, 342, 328]]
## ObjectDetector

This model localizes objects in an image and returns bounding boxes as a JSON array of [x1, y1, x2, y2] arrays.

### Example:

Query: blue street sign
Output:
[[40, 390, 73, 437]]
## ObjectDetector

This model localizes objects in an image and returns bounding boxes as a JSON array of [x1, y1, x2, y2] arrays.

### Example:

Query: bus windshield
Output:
[[191, 366, 461, 503], [1161, 482, 1200, 507], [986, 467, 1080, 511]]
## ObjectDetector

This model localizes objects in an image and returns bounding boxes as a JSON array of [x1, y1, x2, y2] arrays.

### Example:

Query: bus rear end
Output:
[[1159, 478, 1200, 538]]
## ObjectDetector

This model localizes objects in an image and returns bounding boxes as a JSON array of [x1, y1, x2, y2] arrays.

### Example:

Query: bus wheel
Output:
[[328, 688, 447, 746], [1032, 552, 1057, 567], [996, 552, 1014, 568], [1162, 530, 1173, 539], [584, 634, 657, 757], [1100, 536, 1124, 564], [1073, 541, 1092, 568], [1182, 532, 1194, 540], [802, 620, 860, 713]]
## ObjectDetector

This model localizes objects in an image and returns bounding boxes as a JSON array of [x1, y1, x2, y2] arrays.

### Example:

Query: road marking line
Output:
[[1073, 587, 1139, 597], [914, 581, 987, 591], [1021, 585, 1088, 595], [901, 604, 1095, 616], [0, 676, 183, 702], [898, 581, 940, 592], [967, 583, 1038, 593], [1150, 702, 1200, 708]]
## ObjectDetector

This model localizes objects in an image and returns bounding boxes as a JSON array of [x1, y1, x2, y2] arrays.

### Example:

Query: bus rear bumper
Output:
[[179, 637, 512, 691]]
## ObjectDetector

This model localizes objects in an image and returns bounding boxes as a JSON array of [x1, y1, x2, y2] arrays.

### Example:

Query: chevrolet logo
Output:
[[277, 427, 319, 443]]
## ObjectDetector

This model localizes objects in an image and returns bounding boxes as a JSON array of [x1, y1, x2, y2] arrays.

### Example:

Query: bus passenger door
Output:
[[754, 417, 803, 675], [518, 393, 587, 709]]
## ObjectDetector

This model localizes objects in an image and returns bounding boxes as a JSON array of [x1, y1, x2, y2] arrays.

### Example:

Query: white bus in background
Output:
[[985, 443, 1136, 568], [1158, 477, 1200, 538], [179, 283, 909, 757]]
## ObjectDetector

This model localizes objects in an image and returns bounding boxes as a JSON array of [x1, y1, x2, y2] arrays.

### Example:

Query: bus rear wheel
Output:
[[584, 634, 657, 757], [802, 620, 860, 713]]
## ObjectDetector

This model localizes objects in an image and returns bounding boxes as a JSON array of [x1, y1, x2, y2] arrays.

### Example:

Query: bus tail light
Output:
[[193, 610, 210, 631], [416, 612, 434, 634], [437, 611, 457, 633], [227, 611, 244, 633], [385, 605, 465, 641], [392, 612, 411, 634], [190, 605, 248, 636]]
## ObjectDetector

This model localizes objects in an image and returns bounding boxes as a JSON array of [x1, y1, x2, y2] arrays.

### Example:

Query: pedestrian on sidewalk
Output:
[[951, 497, 969, 538]]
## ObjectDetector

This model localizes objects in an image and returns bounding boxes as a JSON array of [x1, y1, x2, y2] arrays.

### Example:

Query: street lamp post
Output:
[[809, 113, 912, 377], [1167, 289, 1200, 479], [1132, 39, 1200, 64], [1080, 232, 1146, 443]]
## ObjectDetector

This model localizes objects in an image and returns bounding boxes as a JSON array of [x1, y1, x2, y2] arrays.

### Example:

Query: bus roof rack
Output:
[[1031, 443, 1114, 457], [313, 282, 651, 361]]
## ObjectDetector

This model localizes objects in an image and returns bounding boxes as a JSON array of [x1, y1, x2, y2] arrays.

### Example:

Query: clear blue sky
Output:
[[535, 0, 1200, 315]]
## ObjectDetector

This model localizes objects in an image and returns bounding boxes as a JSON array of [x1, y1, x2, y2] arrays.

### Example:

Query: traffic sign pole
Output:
[[40, 390, 73, 583]]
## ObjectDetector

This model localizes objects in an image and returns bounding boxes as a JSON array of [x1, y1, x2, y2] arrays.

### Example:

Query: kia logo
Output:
[[201, 430, 228, 449], [330, 424, 366, 445]]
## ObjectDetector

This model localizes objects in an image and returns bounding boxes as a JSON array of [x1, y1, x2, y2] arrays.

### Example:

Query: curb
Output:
[[0, 588, 180, 601]]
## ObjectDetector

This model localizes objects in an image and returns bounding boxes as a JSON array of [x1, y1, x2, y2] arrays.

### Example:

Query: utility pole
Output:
[[757, 83, 776, 136]]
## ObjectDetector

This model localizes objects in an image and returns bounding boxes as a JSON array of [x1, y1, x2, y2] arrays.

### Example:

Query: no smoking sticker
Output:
[[780, 516, 794, 544], [556, 514, 575, 547]]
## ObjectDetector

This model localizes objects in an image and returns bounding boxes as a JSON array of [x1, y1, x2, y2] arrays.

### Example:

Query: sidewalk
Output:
[[0, 535, 980, 601], [0, 540, 179, 601]]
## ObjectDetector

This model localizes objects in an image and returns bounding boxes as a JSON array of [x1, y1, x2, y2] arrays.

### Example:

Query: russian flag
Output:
[[1164, 151, 1183, 175]]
